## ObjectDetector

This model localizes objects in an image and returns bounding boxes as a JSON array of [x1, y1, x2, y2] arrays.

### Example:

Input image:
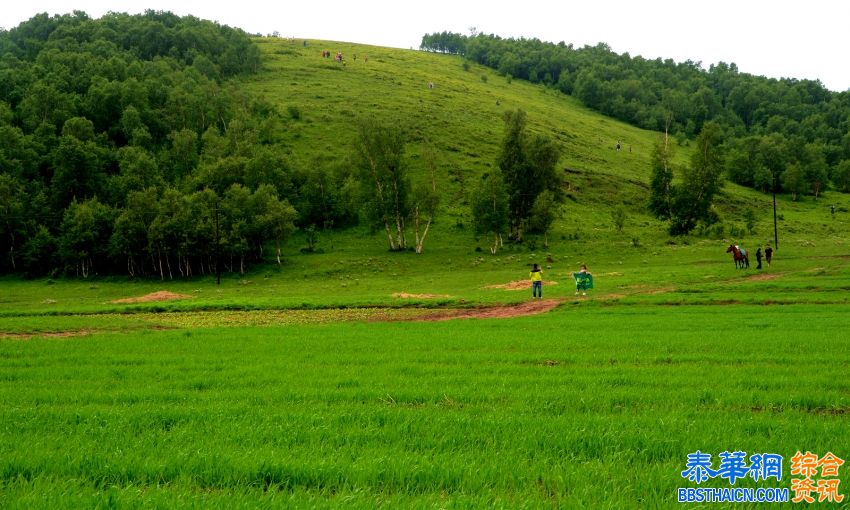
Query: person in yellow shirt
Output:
[[530, 263, 543, 299]]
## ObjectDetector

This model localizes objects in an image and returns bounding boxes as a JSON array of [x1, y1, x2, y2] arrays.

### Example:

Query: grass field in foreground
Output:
[[1, 304, 848, 508]]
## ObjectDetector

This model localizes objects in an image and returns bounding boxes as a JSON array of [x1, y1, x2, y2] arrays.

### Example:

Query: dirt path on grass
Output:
[[412, 299, 562, 321], [483, 280, 558, 290], [1, 303, 566, 339], [111, 290, 193, 304], [744, 272, 783, 281], [0, 330, 96, 340], [392, 292, 453, 299]]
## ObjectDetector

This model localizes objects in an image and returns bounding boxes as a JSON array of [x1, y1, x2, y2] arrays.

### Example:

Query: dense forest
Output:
[[0, 11, 360, 277], [421, 32, 850, 198]]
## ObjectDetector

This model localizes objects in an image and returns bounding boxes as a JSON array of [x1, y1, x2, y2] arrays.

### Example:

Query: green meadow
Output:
[[2, 38, 850, 508], [1, 300, 849, 508]]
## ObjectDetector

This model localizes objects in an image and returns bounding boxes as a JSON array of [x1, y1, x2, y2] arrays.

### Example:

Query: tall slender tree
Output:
[[353, 118, 411, 251], [667, 123, 725, 234], [412, 143, 440, 254], [471, 173, 509, 254], [497, 109, 560, 240], [648, 130, 674, 220]]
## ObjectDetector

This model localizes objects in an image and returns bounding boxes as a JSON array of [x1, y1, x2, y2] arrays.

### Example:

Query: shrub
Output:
[[611, 206, 627, 231], [743, 209, 756, 234]]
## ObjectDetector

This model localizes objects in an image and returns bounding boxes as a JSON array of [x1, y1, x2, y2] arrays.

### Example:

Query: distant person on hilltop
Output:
[[530, 263, 543, 299], [616, 140, 621, 152], [755, 247, 763, 270], [764, 245, 773, 267], [573, 264, 593, 296]]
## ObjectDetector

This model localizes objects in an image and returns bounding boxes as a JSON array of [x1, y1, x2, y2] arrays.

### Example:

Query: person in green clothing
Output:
[[573, 264, 593, 296], [530, 263, 543, 299]]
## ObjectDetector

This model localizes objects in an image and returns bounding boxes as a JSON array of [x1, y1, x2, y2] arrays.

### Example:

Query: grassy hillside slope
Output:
[[247, 38, 676, 225], [243, 37, 849, 246]]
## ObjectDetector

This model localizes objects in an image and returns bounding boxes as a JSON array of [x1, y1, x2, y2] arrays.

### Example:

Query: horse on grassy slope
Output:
[[726, 244, 749, 269]]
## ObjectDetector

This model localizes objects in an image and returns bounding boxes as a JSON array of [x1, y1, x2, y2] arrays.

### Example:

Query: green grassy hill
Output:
[[247, 38, 674, 225], [244, 37, 849, 251]]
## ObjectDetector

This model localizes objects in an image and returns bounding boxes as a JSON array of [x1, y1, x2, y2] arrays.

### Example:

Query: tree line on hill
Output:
[[421, 32, 850, 200], [0, 11, 369, 278]]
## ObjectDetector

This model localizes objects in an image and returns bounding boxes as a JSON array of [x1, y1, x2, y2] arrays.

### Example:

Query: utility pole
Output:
[[772, 171, 779, 250], [214, 199, 221, 285]]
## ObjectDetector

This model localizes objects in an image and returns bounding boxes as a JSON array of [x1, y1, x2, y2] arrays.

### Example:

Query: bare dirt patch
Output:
[[745, 272, 783, 281], [111, 290, 194, 304], [0, 330, 95, 340], [618, 285, 675, 295], [392, 292, 452, 299], [414, 299, 561, 321], [484, 280, 558, 290], [646, 286, 676, 294], [600, 293, 627, 300]]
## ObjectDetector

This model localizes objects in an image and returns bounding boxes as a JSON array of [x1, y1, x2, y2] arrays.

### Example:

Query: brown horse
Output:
[[726, 245, 749, 269]]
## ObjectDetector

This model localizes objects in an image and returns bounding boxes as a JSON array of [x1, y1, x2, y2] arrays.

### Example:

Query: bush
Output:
[[729, 224, 744, 237], [287, 105, 301, 120], [302, 225, 318, 252], [743, 208, 756, 234], [611, 206, 627, 231]]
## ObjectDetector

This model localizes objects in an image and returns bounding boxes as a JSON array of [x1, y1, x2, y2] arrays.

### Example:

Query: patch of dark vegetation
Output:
[[806, 407, 849, 416], [648, 299, 849, 307]]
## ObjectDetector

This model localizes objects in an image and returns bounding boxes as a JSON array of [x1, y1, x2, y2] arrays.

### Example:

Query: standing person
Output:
[[573, 264, 593, 296], [530, 263, 543, 299], [764, 245, 773, 267], [755, 247, 763, 270]]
